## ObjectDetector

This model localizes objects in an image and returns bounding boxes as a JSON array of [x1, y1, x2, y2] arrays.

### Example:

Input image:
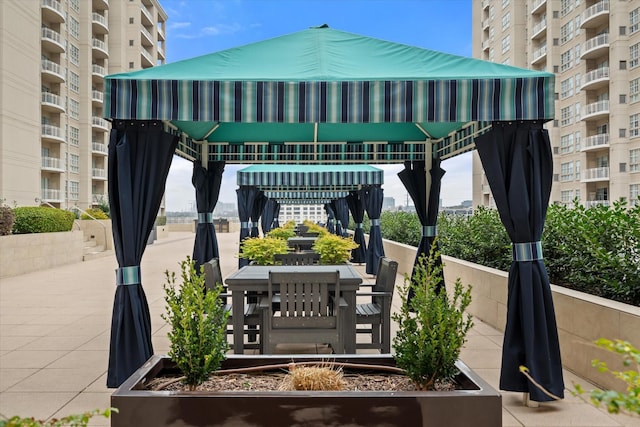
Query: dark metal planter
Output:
[[111, 354, 501, 427]]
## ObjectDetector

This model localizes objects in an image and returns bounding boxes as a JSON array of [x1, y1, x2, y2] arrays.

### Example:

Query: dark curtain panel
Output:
[[272, 201, 281, 229], [475, 121, 564, 402], [363, 185, 385, 275], [250, 191, 266, 237], [324, 203, 336, 233], [334, 198, 350, 237], [106, 120, 178, 387], [191, 160, 225, 272], [261, 198, 277, 234], [398, 159, 446, 300], [236, 186, 258, 268], [346, 190, 367, 263]]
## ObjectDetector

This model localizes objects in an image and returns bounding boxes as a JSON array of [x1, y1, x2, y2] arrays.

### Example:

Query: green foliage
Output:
[[0, 408, 117, 427], [79, 208, 109, 220], [12, 207, 75, 234], [0, 204, 15, 236], [94, 196, 110, 218], [392, 247, 473, 390], [572, 339, 640, 416], [301, 220, 329, 236], [238, 236, 290, 265], [266, 227, 296, 240], [162, 257, 229, 390], [156, 216, 167, 226], [379, 211, 421, 247], [312, 233, 359, 264]]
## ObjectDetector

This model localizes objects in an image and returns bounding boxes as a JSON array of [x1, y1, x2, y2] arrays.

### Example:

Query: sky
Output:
[[160, 0, 474, 211]]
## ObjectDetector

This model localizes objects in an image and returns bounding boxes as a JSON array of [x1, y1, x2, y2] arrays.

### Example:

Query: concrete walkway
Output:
[[1, 231, 638, 426]]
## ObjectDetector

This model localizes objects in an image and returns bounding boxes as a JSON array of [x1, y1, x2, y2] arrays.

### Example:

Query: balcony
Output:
[[584, 200, 610, 208], [582, 100, 609, 120], [581, 166, 609, 182], [92, 64, 106, 78], [92, 0, 109, 9], [581, 0, 609, 29], [41, 59, 65, 83], [581, 67, 609, 91], [41, 156, 64, 172], [92, 90, 104, 104], [531, 17, 547, 40], [92, 193, 108, 204], [581, 133, 610, 152], [41, 27, 65, 53], [141, 26, 154, 46], [41, 188, 62, 202], [92, 38, 109, 59], [92, 141, 108, 155], [41, 92, 65, 113], [141, 48, 154, 67], [157, 45, 165, 60], [92, 168, 107, 180], [482, 184, 491, 194], [41, 0, 65, 23], [531, 45, 547, 65], [41, 124, 65, 143], [482, 18, 489, 30], [581, 33, 609, 60], [141, 6, 153, 26], [482, 39, 490, 51], [92, 116, 109, 131], [531, 0, 547, 14], [157, 25, 165, 41], [92, 13, 109, 34]]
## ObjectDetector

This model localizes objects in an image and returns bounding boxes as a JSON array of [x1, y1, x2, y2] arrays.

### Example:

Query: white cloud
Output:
[[168, 21, 192, 30]]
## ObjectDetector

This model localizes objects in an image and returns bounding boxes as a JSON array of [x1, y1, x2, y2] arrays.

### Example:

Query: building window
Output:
[[129, 39, 134, 46], [69, 17, 79, 39], [575, 160, 581, 180], [69, 72, 79, 93], [129, 17, 134, 24], [631, 78, 640, 103], [560, 77, 574, 99], [69, 99, 79, 120], [561, 190, 573, 203], [69, 154, 79, 173], [69, 0, 79, 13], [631, 7, 640, 34], [575, 102, 581, 121], [630, 114, 640, 137], [560, 162, 574, 181], [561, 0, 573, 17], [575, 131, 581, 151], [501, 35, 511, 53], [561, 49, 574, 72], [502, 12, 510, 31], [69, 126, 79, 146], [68, 181, 79, 201], [560, 133, 574, 154], [631, 148, 640, 172], [502, 0, 510, 8], [129, 62, 135, 69], [560, 21, 574, 45], [561, 106, 574, 126], [69, 44, 79, 66], [630, 43, 640, 69], [630, 184, 639, 206]]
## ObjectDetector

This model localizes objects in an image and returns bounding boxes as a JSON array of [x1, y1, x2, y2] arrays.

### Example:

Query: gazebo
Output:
[[103, 25, 564, 403]]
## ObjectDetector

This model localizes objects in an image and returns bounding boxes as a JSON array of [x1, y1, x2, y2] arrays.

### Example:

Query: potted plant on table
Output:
[[111, 253, 501, 427], [238, 236, 290, 265], [312, 233, 359, 264]]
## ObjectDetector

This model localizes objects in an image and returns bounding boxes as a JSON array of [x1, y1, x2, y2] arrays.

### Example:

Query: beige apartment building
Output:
[[472, 0, 640, 209], [0, 0, 167, 210]]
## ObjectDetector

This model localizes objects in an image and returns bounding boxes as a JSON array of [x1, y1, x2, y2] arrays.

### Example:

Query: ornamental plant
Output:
[[0, 408, 117, 427], [392, 246, 473, 390], [238, 236, 290, 265], [0, 203, 14, 236], [162, 256, 229, 390], [266, 227, 296, 240], [312, 233, 358, 264], [12, 206, 75, 234]]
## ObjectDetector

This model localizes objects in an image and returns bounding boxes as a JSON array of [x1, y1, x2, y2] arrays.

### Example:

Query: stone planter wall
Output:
[[378, 237, 640, 392], [0, 230, 83, 278], [75, 219, 113, 250]]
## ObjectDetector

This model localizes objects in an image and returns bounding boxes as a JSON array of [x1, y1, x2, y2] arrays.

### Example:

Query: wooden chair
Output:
[[203, 258, 262, 351], [355, 257, 398, 353], [273, 252, 320, 266], [260, 271, 346, 354]]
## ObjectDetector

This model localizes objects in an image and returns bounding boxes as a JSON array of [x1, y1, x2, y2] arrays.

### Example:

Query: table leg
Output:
[[343, 290, 356, 354], [232, 291, 244, 354]]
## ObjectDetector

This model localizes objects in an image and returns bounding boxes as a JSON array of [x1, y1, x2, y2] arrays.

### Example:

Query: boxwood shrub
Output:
[[12, 206, 75, 234]]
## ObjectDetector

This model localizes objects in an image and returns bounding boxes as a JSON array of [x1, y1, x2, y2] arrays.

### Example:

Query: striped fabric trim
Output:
[[512, 242, 543, 262], [356, 223, 363, 229], [264, 191, 349, 199], [240, 221, 250, 229], [105, 78, 555, 122], [371, 219, 381, 226], [237, 169, 384, 187], [422, 226, 437, 237], [197, 212, 213, 223], [116, 266, 141, 286]]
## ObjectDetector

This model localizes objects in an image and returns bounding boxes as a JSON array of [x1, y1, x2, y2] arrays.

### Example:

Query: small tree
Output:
[[238, 236, 290, 265], [312, 234, 359, 264], [392, 246, 473, 390], [162, 257, 229, 390]]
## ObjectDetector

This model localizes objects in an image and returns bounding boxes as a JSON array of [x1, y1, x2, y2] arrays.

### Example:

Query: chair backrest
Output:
[[202, 258, 223, 293], [373, 257, 399, 296], [273, 252, 320, 266], [267, 271, 340, 329]]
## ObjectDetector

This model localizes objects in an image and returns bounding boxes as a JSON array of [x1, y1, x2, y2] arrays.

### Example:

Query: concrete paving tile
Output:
[[463, 334, 502, 350], [0, 350, 67, 368], [47, 350, 108, 370], [502, 408, 524, 427], [50, 392, 113, 426], [19, 336, 90, 351], [8, 368, 104, 392], [85, 373, 110, 392], [0, 368, 37, 392], [75, 333, 110, 351], [0, 324, 63, 337], [459, 348, 503, 369], [23, 314, 87, 326], [0, 336, 38, 351], [0, 392, 76, 420], [0, 315, 33, 325]]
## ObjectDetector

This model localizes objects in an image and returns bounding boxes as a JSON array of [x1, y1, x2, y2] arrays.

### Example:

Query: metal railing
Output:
[[70, 205, 108, 243]]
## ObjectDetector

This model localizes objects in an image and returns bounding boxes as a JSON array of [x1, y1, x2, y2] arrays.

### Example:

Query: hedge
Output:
[[12, 206, 75, 234]]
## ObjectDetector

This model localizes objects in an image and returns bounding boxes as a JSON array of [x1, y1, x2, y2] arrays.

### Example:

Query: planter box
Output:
[[112, 354, 501, 427]]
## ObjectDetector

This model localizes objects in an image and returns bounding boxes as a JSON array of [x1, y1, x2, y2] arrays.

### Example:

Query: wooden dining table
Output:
[[224, 264, 363, 354]]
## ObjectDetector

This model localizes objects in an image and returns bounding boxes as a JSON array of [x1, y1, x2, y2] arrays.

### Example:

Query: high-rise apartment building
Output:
[[472, 0, 640, 209], [0, 0, 167, 210]]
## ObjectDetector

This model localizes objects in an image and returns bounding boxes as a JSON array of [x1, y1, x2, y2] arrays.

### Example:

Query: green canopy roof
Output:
[[104, 25, 554, 164]]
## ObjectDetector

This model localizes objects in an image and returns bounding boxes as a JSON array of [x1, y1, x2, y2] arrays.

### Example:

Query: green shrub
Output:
[[156, 215, 167, 226], [12, 207, 75, 234], [313, 233, 359, 264], [238, 236, 290, 265], [80, 208, 109, 220], [0, 205, 15, 236], [266, 227, 296, 240], [379, 211, 421, 247], [0, 408, 117, 427], [392, 247, 473, 390], [161, 257, 229, 390]]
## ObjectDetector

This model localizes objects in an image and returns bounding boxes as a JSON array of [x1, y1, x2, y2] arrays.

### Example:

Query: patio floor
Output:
[[1, 231, 638, 426]]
